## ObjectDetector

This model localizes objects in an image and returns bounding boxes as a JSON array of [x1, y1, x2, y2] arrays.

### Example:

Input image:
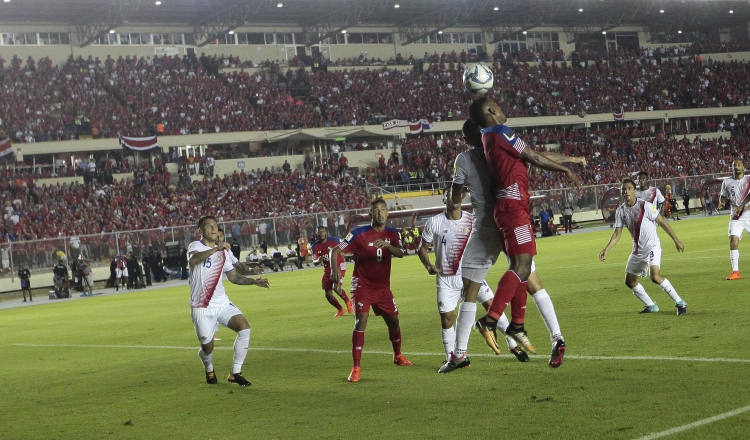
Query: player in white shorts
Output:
[[189, 215, 269, 386], [448, 119, 571, 370], [599, 178, 687, 315], [417, 188, 528, 372], [718, 158, 750, 280]]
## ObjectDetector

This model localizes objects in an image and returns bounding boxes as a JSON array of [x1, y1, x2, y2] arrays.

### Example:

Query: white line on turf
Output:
[[631, 404, 750, 440], [10, 343, 750, 363]]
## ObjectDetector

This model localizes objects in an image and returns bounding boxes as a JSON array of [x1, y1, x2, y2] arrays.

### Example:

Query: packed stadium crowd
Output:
[[4, 40, 750, 142]]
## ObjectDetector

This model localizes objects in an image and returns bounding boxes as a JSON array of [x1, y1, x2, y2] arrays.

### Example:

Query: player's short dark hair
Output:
[[462, 119, 482, 146], [622, 177, 636, 189], [197, 215, 217, 229], [469, 97, 492, 127], [370, 197, 387, 209], [637, 171, 648, 179]]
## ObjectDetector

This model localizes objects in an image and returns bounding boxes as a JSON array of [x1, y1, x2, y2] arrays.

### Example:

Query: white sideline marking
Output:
[[9, 343, 750, 363], [632, 404, 750, 440]]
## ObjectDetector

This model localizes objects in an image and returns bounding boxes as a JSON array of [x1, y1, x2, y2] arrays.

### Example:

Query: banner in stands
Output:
[[0, 137, 12, 157], [120, 135, 159, 151], [613, 107, 624, 121], [382, 118, 434, 134]]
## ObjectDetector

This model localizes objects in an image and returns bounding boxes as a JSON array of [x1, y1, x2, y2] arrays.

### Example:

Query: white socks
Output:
[[659, 279, 682, 303], [731, 250, 739, 272], [495, 312, 518, 350], [232, 329, 251, 374], [632, 283, 655, 306], [533, 289, 562, 342], [453, 302, 477, 358], [441, 327, 455, 361], [198, 349, 213, 373]]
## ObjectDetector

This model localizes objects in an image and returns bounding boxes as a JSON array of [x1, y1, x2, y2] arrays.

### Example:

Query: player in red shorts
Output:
[[469, 97, 580, 358], [312, 226, 353, 317], [331, 198, 412, 383]]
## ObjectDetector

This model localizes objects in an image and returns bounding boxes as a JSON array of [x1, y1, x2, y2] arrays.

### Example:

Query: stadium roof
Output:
[[1, 0, 749, 36]]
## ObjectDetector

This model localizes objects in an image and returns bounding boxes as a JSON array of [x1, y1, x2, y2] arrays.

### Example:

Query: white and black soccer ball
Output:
[[462, 63, 494, 96]]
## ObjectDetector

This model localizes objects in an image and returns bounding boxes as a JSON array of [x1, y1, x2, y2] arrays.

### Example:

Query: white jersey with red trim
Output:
[[453, 148, 493, 220], [636, 186, 665, 205], [614, 199, 661, 257], [421, 211, 473, 276], [720, 176, 750, 212], [187, 241, 236, 308]]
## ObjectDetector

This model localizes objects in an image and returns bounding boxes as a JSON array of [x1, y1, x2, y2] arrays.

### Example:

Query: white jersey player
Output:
[[719, 158, 750, 280], [636, 171, 665, 206], [188, 215, 269, 387], [599, 178, 687, 315], [417, 190, 523, 369], [445, 119, 567, 371]]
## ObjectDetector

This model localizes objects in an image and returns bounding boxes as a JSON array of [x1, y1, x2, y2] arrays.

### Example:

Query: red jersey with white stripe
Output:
[[421, 211, 473, 276], [337, 226, 402, 292], [614, 199, 661, 257], [636, 186, 665, 205], [481, 124, 529, 202], [187, 240, 236, 308], [312, 237, 347, 276]]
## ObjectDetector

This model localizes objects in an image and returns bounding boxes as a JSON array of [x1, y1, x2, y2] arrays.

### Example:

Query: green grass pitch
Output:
[[2, 215, 749, 439]]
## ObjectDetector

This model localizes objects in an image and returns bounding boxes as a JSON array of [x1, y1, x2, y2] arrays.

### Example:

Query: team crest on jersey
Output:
[[443, 230, 449, 233], [461, 226, 470, 234]]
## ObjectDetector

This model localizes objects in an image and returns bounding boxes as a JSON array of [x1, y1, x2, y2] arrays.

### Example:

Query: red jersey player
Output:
[[331, 198, 412, 383], [468, 97, 580, 358], [311, 226, 353, 317]]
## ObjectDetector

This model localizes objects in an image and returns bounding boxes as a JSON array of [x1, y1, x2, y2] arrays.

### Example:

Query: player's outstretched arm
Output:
[[522, 148, 581, 187], [330, 247, 343, 283], [599, 227, 623, 262], [233, 262, 253, 276], [656, 215, 684, 253], [417, 241, 438, 275], [226, 269, 269, 288]]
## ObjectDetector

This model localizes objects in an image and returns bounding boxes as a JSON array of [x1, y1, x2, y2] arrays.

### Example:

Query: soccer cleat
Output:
[[345, 300, 354, 314], [213, 335, 221, 341], [348, 366, 361, 382], [334, 308, 346, 318], [474, 316, 502, 355], [393, 354, 413, 366], [637, 304, 660, 314], [676, 301, 688, 316], [437, 355, 470, 373], [726, 271, 742, 280], [505, 325, 537, 354], [549, 339, 566, 368], [510, 346, 530, 362], [227, 372, 252, 386], [205, 370, 217, 384]]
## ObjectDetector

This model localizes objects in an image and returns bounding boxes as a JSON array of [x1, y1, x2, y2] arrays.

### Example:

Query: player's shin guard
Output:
[[441, 327, 456, 361], [631, 283, 655, 306], [488, 270, 522, 321], [659, 278, 683, 303], [730, 250, 739, 272], [532, 289, 562, 341], [232, 329, 250, 374], [510, 280, 528, 324], [198, 349, 214, 373], [389, 328, 403, 356], [454, 302, 477, 357], [352, 330, 365, 367]]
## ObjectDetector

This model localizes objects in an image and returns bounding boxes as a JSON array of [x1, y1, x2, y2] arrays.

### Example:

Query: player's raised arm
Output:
[[375, 239, 404, 258], [226, 269, 269, 288], [599, 227, 623, 262], [522, 148, 581, 188]]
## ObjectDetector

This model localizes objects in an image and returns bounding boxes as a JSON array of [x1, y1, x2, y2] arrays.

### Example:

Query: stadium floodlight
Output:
[[155, 1, 161, 5], [660, 9, 664, 13], [578, 8, 583, 12], [394, 4, 400, 8], [277, 2, 283, 7], [494, 7, 499, 11]]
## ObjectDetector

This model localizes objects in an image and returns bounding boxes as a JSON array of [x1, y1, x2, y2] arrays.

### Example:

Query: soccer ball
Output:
[[463, 63, 494, 95]]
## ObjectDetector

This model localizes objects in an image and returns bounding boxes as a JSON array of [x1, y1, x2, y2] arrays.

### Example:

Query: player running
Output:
[[718, 158, 750, 280], [188, 215, 270, 386], [469, 98, 581, 360], [599, 178, 687, 315], [331, 198, 412, 383], [418, 187, 528, 372], [312, 226, 353, 317]]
